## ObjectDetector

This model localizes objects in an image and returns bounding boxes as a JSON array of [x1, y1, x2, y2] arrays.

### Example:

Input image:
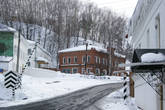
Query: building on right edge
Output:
[[129, 0, 165, 110]]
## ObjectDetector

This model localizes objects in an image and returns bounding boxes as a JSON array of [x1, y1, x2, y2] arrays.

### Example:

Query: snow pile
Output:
[[0, 68, 124, 107], [141, 53, 165, 63], [0, 23, 16, 32], [94, 89, 139, 110], [114, 51, 126, 58], [59, 45, 107, 53], [0, 56, 13, 62]]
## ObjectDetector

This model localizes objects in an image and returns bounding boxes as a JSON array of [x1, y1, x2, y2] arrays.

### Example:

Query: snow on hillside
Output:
[[0, 68, 124, 107]]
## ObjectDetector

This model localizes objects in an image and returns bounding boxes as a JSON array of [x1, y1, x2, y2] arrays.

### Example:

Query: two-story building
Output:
[[59, 45, 126, 75], [59, 45, 109, 75]]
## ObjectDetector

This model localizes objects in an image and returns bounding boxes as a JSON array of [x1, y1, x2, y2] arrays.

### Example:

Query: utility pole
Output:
[[16, 28, 21, 73], [85, 42, 88, 75]]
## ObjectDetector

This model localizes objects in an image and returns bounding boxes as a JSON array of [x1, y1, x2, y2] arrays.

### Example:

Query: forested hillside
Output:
[[0, 0, 132, 66]]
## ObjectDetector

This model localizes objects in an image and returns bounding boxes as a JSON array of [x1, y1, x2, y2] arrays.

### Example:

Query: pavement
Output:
[[0, 83, 123, 110]]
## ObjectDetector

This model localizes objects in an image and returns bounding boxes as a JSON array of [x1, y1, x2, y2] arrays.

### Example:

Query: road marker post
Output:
[[4, 71, 18, 100]]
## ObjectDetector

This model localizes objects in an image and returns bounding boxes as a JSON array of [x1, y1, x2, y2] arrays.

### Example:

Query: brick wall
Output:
[[59, 48, 109, 75]]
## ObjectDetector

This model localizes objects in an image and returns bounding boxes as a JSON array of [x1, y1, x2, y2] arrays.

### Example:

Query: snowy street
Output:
[[0, 68, 130, 109], [0, 83, 123, 110]]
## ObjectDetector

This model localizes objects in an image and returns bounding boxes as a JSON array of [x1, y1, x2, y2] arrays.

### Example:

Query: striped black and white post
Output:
[[4, 71, 18, 100], [123, 74, 128, 100]]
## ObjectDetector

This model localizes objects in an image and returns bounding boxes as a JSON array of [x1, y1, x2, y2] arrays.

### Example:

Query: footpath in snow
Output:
[[88, 89, 140, 110], [0, 68, 124, 107]]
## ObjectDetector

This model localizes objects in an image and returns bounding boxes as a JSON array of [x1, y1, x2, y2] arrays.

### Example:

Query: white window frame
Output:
[[102, 58, 105, 64], [95, 56, 98, 63], [63, 57, 66, 64], [68, 57, 71, 64], [74, 56, 78, 63], [95, 68, 100, 74]]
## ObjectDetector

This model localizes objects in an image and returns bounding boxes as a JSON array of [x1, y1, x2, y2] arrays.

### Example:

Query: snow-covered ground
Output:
[[0, 68, 124, 107], [93, 89, 140, 110]]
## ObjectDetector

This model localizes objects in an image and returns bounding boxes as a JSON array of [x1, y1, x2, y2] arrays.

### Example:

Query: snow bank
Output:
[[0, 23, 16, 32], [0, 56, 13, 62], [141, 53, 165, 63], [94, 89, 139, 110], [0, 68, 124, 107]]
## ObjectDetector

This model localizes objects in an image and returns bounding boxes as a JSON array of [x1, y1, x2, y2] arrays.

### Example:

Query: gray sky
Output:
[[80, 0, 138, 17]]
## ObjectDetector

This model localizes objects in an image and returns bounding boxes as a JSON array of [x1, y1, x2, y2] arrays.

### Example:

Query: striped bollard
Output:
[[123, 75, 128, 100]]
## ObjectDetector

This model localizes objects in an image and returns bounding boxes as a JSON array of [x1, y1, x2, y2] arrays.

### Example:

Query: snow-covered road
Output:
[[0, 83, 123, 110], [0, 68, 124, 107]]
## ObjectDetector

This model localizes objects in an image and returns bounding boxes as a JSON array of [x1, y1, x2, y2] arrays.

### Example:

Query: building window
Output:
[[72, 68, 78, 73], [102, 58, 105, 64], [98, 57, 100, 64], [155, 15, 160, 48], [74, 56, 78, 63], [95, 56, 98, 63], [95, 68, 100, 75], [82, 56, 86, 64], [87, 56, 90, 63], [68, 57, 71, 64], [63, 57, 66, 64], [62, 69, 66, 73], [66, 69, 71, 73], [82, 68, 85, 74], [103, 69, 107, 75], [28, 49, 32, 55]]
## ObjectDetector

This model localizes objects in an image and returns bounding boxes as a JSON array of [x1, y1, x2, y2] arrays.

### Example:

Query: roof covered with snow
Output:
[[0, 23, 16, 32], [114, 51, 126, 58], [0, 56, 13, 62], [59, 45, 107, 53], [36, 57, 49, 63]]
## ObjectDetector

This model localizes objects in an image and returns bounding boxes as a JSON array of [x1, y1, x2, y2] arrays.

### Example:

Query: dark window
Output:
[[68, 57, 71, 64], [28, 49, 32, 55], [95, 56, 98, 63], [62, 69, 66, 73], [95, 68, 100, 75], [102, 58, 105, 64], [74, 56, 78, 63], [87, 56, 90, 63], [82, 56, 86, 64], [63, 57, 66, 64], [67, 69, 71, 73], [73, 68, 78, 73]]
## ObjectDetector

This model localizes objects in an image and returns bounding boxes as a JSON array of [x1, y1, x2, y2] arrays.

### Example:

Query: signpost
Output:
[[4, 71, 18, 100]]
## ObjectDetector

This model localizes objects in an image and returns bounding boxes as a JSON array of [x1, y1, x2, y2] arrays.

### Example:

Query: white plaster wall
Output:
[[13, 32, 51, 73], [130, 0, 165, 110], [134, 75, 161, 110]]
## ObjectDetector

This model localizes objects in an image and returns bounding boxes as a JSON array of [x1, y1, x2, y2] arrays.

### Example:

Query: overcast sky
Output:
[[80, 0, 138, 17]]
